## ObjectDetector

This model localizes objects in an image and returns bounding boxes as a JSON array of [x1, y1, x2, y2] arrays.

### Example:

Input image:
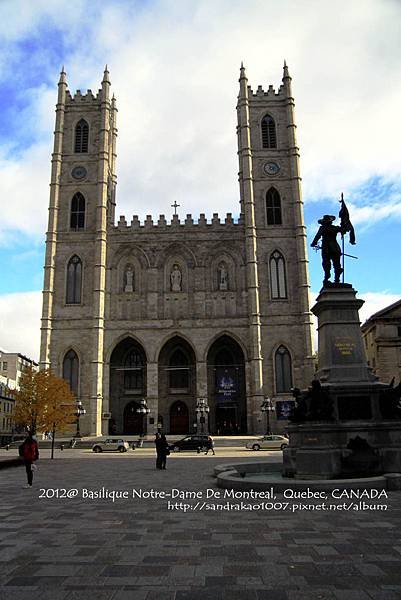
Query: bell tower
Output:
[[237, 63, 314, 431], [40, 67, 117, 435]]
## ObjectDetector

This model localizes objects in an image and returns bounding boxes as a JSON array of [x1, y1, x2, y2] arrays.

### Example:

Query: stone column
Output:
[[101, 360, 110, 435], [40, 69, 67, 370], [146, 362, 159, 434], [91, 68, 111, 435], [237, 64, 264, 434], [282, 63, 314, 381], [196, 361, 208, 433]]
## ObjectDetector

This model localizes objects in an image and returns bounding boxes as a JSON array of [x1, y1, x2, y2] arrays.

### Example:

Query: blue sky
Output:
[[0, 0, 400, 360]]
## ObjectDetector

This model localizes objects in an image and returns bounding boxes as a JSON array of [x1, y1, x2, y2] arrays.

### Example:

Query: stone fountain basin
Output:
[[214, 462, 401, 492]]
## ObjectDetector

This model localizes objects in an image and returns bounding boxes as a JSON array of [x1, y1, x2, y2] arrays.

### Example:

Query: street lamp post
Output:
[[196, 398, 210, 434], [136, 399, 150, 444], [76, 401, 86, 438], [260, 398, 274, 435]]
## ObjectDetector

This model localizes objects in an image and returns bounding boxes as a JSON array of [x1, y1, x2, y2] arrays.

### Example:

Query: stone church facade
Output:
[[40, 63, 314, 437]]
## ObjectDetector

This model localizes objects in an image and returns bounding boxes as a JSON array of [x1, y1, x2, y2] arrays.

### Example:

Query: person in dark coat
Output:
[[204, 436, 215, 455], [155, 433, 169, 470], [155, 432, 162, 469], [20, 432, 39, 488]]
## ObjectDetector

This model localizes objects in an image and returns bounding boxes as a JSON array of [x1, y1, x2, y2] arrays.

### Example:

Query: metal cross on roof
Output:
[[171, 200, 180, 216]]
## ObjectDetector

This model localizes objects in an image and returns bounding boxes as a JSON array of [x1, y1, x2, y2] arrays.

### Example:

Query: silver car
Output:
[[246, 434, 289, 451], [92, 438, 130, 453]]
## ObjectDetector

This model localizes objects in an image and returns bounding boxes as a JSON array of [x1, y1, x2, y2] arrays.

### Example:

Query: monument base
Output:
[[284, 284, 401, 479], [284, 421, 401, 479]]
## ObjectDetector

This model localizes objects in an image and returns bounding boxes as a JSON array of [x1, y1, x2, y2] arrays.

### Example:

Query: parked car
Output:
[[92, 438, 130, 453], [170, 434, 212, 452], [246, 434, 289, 451]]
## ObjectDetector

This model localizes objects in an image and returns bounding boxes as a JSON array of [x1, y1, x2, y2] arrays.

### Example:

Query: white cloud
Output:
[[0, 291, 41, 361], [310, 289, 401, 352], [358, 291, 401, 325], [0, 143, 50, 242], [0, 0, 400, 234]]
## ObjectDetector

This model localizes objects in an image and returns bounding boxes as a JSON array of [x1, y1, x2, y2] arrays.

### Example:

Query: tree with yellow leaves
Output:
[[12, 366, 77, 448]]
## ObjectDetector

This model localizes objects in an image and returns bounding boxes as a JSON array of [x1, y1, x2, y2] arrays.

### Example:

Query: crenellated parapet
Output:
[[247, 83, 286, 99], [65, 89, 103, 102], [115, 212, 244, 231]]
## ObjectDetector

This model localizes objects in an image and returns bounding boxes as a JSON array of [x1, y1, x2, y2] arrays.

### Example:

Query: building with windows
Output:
[[0, 350, 38, 444], [0, 380, 15, 445], [0, 351, 38, 390], [40, 63, 314, 437], [361, 299, 401, 384]]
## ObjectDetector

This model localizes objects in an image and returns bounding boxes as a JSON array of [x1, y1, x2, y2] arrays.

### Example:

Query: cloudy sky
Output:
[[0, 0, 400, 361]]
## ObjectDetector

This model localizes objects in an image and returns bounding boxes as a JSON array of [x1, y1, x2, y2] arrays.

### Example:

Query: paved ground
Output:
[[0, 451, 401, 600], [0, 446, 283, 462]]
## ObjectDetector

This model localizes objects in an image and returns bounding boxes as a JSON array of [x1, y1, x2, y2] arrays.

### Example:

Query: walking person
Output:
[[19, 432, 39, 488], [155, 432, 162, 469], [204, 436, 215, 455], [155, 433, 170, 469], [159, 434, 170, 469]]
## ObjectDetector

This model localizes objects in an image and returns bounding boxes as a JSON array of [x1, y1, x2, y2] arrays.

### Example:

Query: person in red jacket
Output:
[[20, 432, 39, 488]]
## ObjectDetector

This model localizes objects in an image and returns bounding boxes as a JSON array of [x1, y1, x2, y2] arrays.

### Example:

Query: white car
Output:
[[92, 438, 130, 453], [246, 434, 289, 451]]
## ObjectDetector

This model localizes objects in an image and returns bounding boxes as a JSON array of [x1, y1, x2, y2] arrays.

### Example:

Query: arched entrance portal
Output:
[[207, 335, 247, 435], [109, 338, 147, 435], [170, 401, 189, 434], [158, 336, 196, 434], [123, 401, 142, 435]]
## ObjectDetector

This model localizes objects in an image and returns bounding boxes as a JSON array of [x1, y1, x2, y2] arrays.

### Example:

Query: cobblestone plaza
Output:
[[1, 453, 401, 599]]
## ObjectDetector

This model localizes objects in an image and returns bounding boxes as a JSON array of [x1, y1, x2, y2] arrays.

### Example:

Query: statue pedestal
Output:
[[283, 285, 401, 480], [312, 285, 375, 384]]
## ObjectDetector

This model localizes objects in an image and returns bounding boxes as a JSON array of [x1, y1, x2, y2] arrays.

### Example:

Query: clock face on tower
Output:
[[71, 166, 87, 180], [263, 161, 280, 176]]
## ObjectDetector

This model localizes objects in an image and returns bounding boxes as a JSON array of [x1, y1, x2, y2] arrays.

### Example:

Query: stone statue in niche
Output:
[[218, 263, 228, 291], [170, 264, 182, 292], [124, 266, 134, 292]]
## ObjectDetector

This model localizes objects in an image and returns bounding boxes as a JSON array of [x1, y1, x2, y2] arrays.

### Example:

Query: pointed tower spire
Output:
[[283, 59, 291, 80], [58, 66, 67, 85], [102, 64, 110, 84], [282, 59, 292, 97], [239, 62, 249, 99], [101, 65, 110, 101]]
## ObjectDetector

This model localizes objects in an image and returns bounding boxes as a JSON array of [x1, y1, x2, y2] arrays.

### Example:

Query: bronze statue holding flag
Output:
[[311, 194, 357, 286]]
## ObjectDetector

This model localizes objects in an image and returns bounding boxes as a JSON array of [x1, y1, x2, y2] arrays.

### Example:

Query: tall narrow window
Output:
[[275, 346, 292, 393], [74, 119, 89, 153], [269, 251, 287, 299], [70, 193, 85, 230], [266, 188, 282, 225], [63, 350, 79, 396], [261, 114, 277, 148], [169, 349, 189, 390], [66, 255, 82, 304], [124, 348, 145, 391]]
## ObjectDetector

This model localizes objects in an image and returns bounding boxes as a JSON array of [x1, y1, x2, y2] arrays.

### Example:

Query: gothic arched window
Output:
[[74, 119, 89, 153], [261, 114, 277, 149], [66, 255, 82, 304], [70, 193, 85, 230], [266, 188, 282, 225], [169, 348, 189, 390], [269, 251, 287, 299], [63, 350, 79, 396], [124, 348, 145, 391], [275, 345, 292, 393]]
